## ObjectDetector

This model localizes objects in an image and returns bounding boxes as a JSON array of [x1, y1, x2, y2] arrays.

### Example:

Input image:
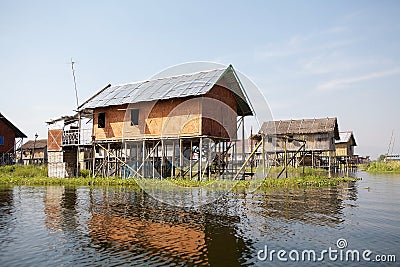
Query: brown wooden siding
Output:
[[0, 119, 16, 153], [92, 84, 238, 141], [48, 129, 63, 151], [201, 85, 237, 139]]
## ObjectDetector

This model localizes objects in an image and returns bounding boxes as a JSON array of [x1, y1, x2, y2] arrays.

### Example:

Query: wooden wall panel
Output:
[[92, 85, 241, 141], [201, 85, 237, 139], [94, 97, 203, 140], [0, 119, 16, 153], [48, 129, 63, 151]]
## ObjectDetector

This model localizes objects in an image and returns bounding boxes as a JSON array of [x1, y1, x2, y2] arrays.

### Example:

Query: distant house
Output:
[[258, 118, 340, 168], [259, 118, 339, 152], [335, 131, 357, 158], [19, 139, 48, 165], [0, 112, 27, 165]]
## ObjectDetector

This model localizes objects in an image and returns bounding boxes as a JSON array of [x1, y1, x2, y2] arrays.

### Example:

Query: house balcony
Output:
[[62, 128, 92, 146]]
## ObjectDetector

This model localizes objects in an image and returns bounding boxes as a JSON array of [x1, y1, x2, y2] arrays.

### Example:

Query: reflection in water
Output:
[[2, 173, 398, 266], [44, 186, 64, 232], [256, 183, 358, 226]]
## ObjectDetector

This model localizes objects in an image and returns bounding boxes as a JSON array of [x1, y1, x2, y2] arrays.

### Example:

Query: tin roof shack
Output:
[[0, 112, 27, 165], [335, 131, 358, 170], [335, 131, 357, 157], [259, 118, 340, 169], [46, 115, 93, 178], [75, 65, 253, 179], [18, 139, 48, 165]]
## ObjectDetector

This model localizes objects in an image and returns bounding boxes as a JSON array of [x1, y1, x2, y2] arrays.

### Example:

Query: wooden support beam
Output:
[[142, 140, 146, 178], [97, 143, 143, 178], [233, 140, 263, 180], [199, 137, 202, 181], [179, 138, 183, 179]]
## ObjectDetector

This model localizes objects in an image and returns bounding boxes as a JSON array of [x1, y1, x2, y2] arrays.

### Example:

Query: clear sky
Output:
[[1, 0, 399, 159]]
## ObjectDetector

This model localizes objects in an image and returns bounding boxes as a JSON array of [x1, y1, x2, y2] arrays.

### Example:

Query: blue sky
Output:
[[1, 0, 399, 159]]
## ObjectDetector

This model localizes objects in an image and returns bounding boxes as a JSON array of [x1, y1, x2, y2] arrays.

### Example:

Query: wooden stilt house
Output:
[[258, 118, 340, 169], [47, 65, 254, 178]]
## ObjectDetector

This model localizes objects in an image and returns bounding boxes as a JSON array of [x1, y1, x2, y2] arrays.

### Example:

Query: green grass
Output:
[[0, 165, 140, 187], [0, 165, 360, 189], [266, 166, 328, 177], [365, 161, 400, 174], [257, 175, 359, 189]]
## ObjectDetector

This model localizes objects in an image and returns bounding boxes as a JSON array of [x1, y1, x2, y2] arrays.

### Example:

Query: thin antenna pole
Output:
[[71, 58, 79, 108], [70, 58, 81, 177], [390, 136, 395, 156], [386, 129, 394, 161]]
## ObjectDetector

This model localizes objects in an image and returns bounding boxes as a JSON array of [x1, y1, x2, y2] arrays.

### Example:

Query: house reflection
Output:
[[44, 186, 64, 232], [251, 182, 358, 226], [87, 188, 253, 266]]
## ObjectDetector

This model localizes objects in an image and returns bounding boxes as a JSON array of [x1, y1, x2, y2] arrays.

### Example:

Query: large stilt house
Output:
[[47, 65, 254, 178]]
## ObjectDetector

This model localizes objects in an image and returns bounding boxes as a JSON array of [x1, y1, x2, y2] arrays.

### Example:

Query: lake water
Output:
[[0, 172, 398, 266]]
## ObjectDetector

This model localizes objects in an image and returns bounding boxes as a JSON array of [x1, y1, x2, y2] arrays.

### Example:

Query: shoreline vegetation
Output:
[[364, 161, 400, 174], [0, 165, 360, 189]]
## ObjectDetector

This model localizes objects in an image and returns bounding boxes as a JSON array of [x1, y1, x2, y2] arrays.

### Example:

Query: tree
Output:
[[378, 154, 386, 162]]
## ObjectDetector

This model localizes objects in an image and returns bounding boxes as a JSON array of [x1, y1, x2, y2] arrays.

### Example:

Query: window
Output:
[[130, 109, 139, 126], [0, 136, 4, 145], [98, 112, 106, 128]]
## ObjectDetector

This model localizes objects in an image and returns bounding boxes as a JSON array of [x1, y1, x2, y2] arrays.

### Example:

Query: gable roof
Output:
[[20, 139, 48, 150], [336, 131, 357, 146], [259, 118, 340, 140], [0, 112, 27, 138], [78, 65, 253, 116]]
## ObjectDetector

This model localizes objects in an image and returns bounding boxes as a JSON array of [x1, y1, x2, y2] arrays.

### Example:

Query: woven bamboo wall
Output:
[[264, 132, 336, 152]]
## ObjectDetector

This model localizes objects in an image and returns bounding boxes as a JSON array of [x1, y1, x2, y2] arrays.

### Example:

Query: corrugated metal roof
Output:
[[78, 65, 253, 116], [259, 118, 340, 139]]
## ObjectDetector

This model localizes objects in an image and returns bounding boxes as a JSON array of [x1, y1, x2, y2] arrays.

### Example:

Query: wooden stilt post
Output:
[[92, 143, 96, 177], [222, 140, 226, 179], [302, 142, 305, 175], [152, 141, 155, 179], [107, 143, 110, 177], [179, 138, 183, 179], [262, 136, 265, 178], [142, 140, 145, 178], [171, 140, 175, 178], [199, 137, 202, 181], [136, 142, 139, 178], [328, 155, 331, 177], [208, 139, 211, 180], [284, 138, 288, 178], [241, 116, 245, 180], [189, 140, 193, 180], [311, 151, 314, 169], [161, 139, 164, 179]]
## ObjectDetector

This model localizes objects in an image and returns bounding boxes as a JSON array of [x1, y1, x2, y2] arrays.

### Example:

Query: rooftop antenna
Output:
[[71, 58, 79, 108], [385, 129, 394, 161], [390, 136, 395, 155], [70, 58, 81, 177]]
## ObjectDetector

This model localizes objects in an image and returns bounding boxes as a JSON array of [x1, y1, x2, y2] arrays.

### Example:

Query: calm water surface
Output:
[[0, 172, 399, 266]]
